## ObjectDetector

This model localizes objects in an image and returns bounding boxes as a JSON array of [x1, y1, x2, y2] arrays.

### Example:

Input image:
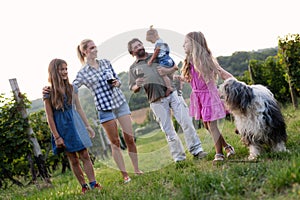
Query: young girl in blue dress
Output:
[[43, 58, 102, 194]]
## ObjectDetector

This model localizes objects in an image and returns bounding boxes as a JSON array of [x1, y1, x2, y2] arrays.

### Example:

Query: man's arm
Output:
[[129, 66, 143, 93], [131, 84, 141, 93]]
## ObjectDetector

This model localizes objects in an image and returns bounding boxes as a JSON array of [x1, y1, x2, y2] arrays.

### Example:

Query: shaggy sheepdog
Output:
[[220, 78, 288, 160]]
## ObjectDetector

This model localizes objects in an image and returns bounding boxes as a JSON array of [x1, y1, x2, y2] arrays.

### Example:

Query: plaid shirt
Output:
[[73, 59, 126, 111]]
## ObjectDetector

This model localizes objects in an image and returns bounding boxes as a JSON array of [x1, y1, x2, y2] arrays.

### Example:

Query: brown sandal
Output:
[[213, 153, 225, 162], [224, 145, 235, 158]]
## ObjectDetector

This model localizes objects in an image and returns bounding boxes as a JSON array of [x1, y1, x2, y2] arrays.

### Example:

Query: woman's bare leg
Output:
[[117, 114, 143, 174], [102, 119, 128, 178]]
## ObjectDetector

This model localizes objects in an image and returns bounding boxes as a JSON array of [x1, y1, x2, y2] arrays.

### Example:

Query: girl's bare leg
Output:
[[66, 152, 86, 185], [77, 149, 96, 183], [205, 121, 227, 154]]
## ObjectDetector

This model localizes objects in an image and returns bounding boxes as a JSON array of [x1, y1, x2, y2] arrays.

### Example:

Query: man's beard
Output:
[[137, 48, 146, 58]]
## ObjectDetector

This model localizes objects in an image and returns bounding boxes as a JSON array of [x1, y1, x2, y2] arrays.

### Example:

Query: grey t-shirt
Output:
[[129, 53, 174, 103]]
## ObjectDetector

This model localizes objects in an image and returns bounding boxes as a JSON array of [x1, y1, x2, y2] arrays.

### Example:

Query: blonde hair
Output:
[[146, 25, 158, 42], [77, 39, 93, 65], [48, 58, 73, 110], [182, 31, 219, 83]]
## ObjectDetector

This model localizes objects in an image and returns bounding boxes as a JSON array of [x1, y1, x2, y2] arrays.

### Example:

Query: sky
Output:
[[0, 0, 299, 101]]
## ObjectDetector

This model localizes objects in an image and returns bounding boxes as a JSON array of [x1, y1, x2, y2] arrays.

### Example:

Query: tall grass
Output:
[[1, 105, 300, 199]]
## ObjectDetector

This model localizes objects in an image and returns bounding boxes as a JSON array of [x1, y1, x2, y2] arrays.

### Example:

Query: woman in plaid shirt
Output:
[[74, 39, 143, 183]]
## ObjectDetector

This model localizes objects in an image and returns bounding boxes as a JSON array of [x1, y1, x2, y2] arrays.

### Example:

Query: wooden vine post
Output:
[[9, 78, 51, 187]]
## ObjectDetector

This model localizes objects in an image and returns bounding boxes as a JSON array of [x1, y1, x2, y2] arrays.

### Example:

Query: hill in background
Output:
[[28, 47, 278, 114]]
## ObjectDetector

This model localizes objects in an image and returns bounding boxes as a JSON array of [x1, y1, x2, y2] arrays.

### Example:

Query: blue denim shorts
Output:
[[98, 102, 131, 123]]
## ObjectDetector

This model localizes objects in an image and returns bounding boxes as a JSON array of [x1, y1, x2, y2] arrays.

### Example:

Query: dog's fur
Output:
[[220, 78, 287, 160]]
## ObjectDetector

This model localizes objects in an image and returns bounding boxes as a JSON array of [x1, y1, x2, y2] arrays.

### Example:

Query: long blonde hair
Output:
[[77, 39, 93, 65], [182, 31, 219, 83], [48, 58, 73, 110]]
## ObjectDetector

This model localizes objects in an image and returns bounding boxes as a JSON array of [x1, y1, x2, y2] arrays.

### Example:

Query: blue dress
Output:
[[44, 86, 92, 155]]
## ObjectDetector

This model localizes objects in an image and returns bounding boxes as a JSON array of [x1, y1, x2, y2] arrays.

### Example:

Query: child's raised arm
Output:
[[148, 47, 160, 66]]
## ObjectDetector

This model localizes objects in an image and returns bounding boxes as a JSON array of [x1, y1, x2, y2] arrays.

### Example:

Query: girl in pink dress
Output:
[[176, 31, 235, 163]]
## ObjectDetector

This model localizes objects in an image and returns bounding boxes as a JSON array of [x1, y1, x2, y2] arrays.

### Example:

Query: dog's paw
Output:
[[248, 154, 258, 161]]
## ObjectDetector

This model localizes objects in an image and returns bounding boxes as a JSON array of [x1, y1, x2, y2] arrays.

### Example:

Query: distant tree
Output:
[[264, 56, 290, 103], [278, 33, 300, 109], [248, 59, 265, 84], [249, 56, 289, 103], [217, 48, 277, 76], [128, 91, 149, 111]]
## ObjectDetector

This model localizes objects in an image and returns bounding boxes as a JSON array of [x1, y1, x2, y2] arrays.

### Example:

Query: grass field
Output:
[[1, 105, 300, 199]]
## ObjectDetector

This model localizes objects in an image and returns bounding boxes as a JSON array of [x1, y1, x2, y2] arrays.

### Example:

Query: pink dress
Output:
[[189, 65, 226, 122]]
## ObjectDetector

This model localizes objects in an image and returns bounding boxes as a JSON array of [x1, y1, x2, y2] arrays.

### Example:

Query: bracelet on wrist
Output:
[[54, 136, 61, 141]]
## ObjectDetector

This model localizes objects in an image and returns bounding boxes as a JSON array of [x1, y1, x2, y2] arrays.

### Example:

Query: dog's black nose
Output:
[[235, 129, 240, 134]]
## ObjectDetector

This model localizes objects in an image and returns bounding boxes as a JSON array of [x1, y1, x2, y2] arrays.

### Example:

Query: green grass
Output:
[[1, 106, 300, 199]]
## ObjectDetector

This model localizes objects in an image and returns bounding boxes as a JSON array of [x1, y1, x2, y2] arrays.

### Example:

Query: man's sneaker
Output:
[[81, 184, 89, 194], [124, 176, 131, 184], [194, 151, 208, 159]]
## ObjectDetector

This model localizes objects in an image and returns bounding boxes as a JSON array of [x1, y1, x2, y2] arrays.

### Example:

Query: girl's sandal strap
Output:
[[213, 153, 225, 161], [224, 145, 235, 158]]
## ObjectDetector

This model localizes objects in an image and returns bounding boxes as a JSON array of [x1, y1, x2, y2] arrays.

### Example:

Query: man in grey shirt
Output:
[[128, 38, 207, 162]]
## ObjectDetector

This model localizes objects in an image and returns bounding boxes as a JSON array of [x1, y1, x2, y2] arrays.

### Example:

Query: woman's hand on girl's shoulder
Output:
[[42, 86, 51, 95]]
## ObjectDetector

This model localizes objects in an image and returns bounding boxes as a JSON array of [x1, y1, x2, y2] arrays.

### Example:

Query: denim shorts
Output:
[[98, 102, 131, 123]]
